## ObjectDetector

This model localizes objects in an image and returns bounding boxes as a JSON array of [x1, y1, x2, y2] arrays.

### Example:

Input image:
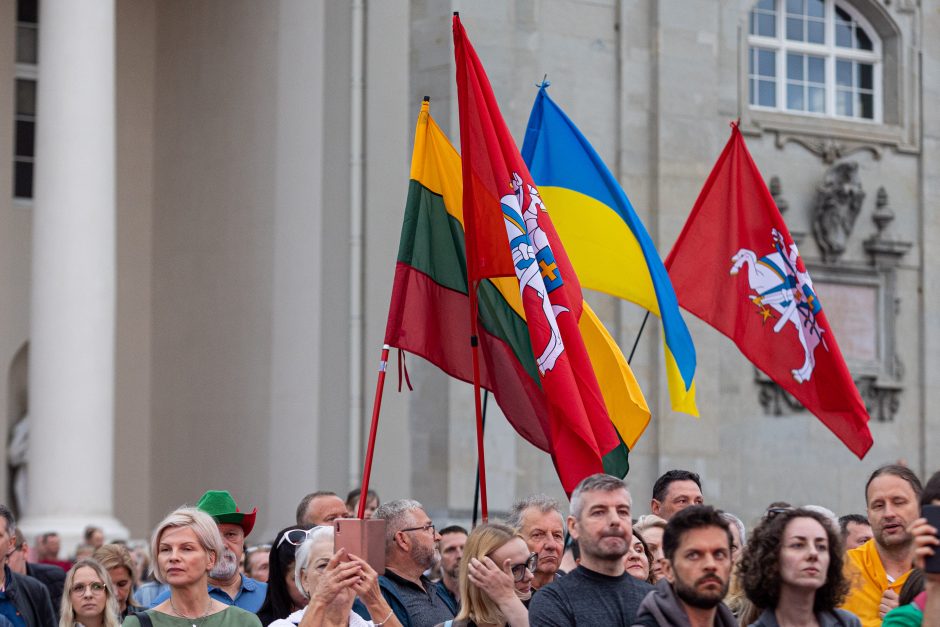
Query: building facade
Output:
[[0, 0, 937, 543]]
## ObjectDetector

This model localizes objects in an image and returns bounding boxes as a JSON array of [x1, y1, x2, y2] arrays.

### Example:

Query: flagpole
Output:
[[468, 280, 489, 522], [471, 390, 489, 527], [356, 344, 391, 519], [627, 311, 651, 364]]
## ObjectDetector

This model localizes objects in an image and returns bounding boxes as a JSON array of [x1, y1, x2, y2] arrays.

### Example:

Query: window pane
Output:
[[837, 90, 853, 116], [16, 79, 36, 116], [759, 49, 776, 77], [859, 92, 874, 119], [857, 28, 873, 51], [15, 120, 35, 157], [787, 83, 804, 110], [757, 0, 775, 9], [787, 16, 804, 41], [835, 20, 852, 48], [809, 86, 825, 112], [808, 56, 825, 83], [749, 79, 756, 105], [807, 0, 824, 17], [759, 80, 776, 106], [16, 25, 37, 64], [786, 0, 803, 14], [17, 0, 38, 24], [836, 60, 852, 87], [834, 6, 851, 22], [807, 19, 824, 44], [858, 62, 873, 89], [758, 13, 776, 37], [14, 161, 33, 199], [787, 53, 803, 80]]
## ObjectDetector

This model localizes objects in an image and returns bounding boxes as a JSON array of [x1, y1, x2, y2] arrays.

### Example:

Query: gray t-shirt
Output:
[[529, 565, 654, 626]]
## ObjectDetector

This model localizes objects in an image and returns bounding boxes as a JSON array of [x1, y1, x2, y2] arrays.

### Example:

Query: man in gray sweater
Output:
[[529, 474, 654, 625]]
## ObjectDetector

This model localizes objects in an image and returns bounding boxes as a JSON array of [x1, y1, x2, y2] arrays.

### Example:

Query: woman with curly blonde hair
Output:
[[60, 559, 121, 627]]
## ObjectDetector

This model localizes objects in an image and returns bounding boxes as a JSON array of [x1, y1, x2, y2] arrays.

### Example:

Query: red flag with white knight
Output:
[[665, 123, 873, 459], [453, 13, 631, 493]]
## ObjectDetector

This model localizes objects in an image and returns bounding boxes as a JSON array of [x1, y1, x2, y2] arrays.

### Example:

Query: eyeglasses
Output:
[[71, 582, 106, 596], [509, 553, 538, 582], [277, 528, 316, 549], [400, 523, 436, 536]]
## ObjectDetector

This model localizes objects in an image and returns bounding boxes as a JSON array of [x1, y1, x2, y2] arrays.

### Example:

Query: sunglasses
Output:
[[509, 553, 538, 582], [277, 528, 317, 548]]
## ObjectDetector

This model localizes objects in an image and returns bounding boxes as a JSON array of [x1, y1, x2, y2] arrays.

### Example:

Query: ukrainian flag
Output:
[[521, 85, 698, 416]]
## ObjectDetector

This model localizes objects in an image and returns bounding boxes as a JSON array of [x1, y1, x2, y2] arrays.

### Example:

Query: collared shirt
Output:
[[840, 539, 911, 627], [382, 569, 455, 627], [149, 576, 267, 613]]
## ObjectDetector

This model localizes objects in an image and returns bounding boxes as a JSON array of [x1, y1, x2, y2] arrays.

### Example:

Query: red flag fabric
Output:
[[665, 124, 873, 459], [453, 14, 629, 492]]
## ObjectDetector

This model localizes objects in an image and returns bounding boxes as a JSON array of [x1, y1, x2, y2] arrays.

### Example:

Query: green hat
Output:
[[196, 490, 257, 536]]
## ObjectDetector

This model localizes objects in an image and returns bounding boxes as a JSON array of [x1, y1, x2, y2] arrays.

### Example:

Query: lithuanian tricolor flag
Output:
[[384, 99, 650, 491]]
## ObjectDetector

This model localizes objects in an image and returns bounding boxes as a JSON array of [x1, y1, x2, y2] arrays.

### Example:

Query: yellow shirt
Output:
[[840, 539, 911, 627]]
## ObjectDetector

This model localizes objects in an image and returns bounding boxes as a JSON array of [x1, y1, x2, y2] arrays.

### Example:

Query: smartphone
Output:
[[334, 517, 386, 575], [924, 504, 940, 574]]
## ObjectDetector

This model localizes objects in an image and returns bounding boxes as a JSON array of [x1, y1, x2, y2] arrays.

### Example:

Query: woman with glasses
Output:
[[60, 558, 120, 627], [122, 507, 261, 627], [257, 526, 311, 626], [738, 507, 860, 627], [434, 522, 534, 627], [269, 525, 399, 627], [93, 545, 141, 620]]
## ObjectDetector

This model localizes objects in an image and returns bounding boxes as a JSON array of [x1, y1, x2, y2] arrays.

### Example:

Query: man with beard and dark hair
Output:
[[529, 473, 654, 625], [367, 499, 454, 627], [434, 525, 466, 613], [841, 464, 923, 626], [633, 505, 736, 627], [148, 490, 267, 612]]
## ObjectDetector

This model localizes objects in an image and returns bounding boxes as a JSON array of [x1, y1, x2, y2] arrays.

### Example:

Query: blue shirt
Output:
[[149, 576, 267, 613], [0, 590, 26, 627]]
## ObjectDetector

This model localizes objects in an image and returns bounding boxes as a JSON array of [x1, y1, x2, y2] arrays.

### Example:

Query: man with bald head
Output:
[[295, 490, 349, 526]]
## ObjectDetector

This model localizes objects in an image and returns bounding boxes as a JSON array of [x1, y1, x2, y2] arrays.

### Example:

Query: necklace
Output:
[[169, 597, 213, 627]]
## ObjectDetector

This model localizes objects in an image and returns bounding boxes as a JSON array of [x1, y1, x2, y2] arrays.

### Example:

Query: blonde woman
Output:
[[94, 545, 140, 620], [121, 507, 261, 627], [60, 559, 120, 627], [435, 522, 535, 627]]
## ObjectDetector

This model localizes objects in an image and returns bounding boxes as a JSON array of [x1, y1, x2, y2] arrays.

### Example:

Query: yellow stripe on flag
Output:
[[580, 301, 650, 449]]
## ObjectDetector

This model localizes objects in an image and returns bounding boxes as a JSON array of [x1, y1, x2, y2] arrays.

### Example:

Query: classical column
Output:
[[19, 0, 126, 549]]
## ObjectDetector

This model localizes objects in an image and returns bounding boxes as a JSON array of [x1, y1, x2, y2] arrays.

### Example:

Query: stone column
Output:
[[19, 0, 126, 550]]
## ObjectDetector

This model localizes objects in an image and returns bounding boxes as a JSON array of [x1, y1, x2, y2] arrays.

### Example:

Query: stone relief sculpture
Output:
[[812, 161, 865, 262]]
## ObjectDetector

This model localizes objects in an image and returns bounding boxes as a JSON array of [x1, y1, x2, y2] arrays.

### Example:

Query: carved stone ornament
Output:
[[768, 175, 805, 245], [775, 135, 883, 164], [755, 369, 900, 422], [863, 186, 913, 263], [812, 162, 865, 263]]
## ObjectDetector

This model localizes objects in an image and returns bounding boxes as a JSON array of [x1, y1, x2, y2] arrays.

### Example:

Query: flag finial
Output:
[[536, 74, 550, 90]]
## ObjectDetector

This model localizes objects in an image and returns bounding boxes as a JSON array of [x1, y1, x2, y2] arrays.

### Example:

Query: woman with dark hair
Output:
[[256, 526, 312, 626], [623, 529, 655, 585], [738, 507, 860, 627]]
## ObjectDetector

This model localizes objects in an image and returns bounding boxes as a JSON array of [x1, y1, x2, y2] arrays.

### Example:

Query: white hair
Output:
[[293, 526, 334, 599]]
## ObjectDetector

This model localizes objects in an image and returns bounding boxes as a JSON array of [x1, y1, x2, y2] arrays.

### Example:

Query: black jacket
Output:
[[5, 566, 56, 627], [24, 563, 65, 620]]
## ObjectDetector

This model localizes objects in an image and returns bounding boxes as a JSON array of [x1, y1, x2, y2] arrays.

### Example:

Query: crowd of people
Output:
[[0, 465, 937, 627]]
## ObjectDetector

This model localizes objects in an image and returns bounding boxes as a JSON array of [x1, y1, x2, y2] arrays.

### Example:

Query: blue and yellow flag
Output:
[[521, 84, 698, 416]]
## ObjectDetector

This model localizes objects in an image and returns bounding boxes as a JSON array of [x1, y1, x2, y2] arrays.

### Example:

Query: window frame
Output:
[[747, 0, 883, 124], [13, 0, 39, 203]]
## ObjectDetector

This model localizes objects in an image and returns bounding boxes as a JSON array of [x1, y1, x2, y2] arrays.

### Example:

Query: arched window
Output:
[[747, 0, 881, 122]]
